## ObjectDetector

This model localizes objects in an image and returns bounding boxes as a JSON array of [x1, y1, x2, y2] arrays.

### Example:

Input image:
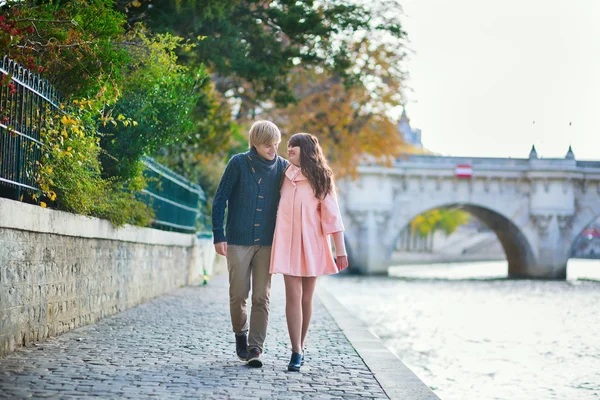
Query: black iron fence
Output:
[[0, 56, 208, 234], [0, 56, 60, 200]]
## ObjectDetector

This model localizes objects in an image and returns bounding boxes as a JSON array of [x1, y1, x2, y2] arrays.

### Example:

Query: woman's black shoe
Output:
[[288, 351, 302, 372]]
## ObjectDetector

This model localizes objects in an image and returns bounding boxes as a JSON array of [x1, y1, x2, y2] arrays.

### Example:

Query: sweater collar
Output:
[[249, 148, 277, 167], [246, 148, 279, 179], [246, 148, 278, 185]]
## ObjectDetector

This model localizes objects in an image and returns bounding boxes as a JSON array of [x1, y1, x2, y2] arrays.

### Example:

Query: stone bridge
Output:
[[338, 147, 600, 279]]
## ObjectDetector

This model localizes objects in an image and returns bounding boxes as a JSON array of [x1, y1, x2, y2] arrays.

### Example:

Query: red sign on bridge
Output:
[[455, 164, 473, 178]]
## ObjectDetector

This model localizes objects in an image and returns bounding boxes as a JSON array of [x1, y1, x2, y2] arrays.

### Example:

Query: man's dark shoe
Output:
[[235, 333, 248, 361], [246, 346, 263, 368]]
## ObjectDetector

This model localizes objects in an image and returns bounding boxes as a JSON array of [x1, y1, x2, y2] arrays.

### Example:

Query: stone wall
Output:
[[0, 198, 222, 357]]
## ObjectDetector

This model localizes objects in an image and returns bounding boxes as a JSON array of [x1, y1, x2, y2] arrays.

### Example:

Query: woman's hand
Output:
[[336, 255, 349, 271]]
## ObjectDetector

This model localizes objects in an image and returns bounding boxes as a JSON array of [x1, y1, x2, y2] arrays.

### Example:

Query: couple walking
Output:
[[212, 120, 348, 371]]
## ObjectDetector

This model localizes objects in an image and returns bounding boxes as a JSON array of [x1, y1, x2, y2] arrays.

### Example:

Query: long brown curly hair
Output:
[[288, 133, 334, 200]]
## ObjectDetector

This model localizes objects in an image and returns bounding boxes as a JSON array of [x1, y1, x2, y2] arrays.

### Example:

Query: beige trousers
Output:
[[226, 245, 272, 351]]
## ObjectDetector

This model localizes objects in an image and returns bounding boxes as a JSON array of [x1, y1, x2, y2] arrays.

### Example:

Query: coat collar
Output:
[[285, 164, 308, 182]]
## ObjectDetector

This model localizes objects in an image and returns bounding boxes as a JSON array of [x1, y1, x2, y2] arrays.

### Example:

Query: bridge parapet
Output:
[[361, 155, 600, 180], [577, 160, 600, 170], [393, 154, 530, 167]]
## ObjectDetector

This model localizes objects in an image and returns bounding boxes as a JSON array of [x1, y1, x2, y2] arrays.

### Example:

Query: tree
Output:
[[265, 38, 412, 177], [99, 27, 209, 181], [1, 0, 130, 100], [410, 209, 471, 237], [119, 0, 406, 118]]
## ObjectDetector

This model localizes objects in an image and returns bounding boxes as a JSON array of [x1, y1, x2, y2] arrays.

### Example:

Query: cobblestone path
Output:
[[0, 274, 389, 399]]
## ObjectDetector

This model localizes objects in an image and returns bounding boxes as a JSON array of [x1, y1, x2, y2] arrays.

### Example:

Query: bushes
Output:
[[35, 100, 153, 227]]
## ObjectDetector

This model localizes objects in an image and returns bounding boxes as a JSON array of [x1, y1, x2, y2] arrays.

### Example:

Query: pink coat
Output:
[[270, 165, 345, 277]]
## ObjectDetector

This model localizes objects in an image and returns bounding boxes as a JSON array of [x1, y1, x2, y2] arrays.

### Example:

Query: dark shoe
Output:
[[235, 333, 248, 361], [246, 346, 263, 368], [301, 350, 305, 366], [288, 351, 302, 372]]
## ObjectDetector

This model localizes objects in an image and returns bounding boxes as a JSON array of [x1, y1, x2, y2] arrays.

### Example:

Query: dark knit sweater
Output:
[[212, 149, 288, 245]]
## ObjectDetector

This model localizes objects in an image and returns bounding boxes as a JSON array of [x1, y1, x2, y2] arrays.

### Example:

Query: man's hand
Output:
[[336, 255, 349, 271], [215, 242, 228, 257]]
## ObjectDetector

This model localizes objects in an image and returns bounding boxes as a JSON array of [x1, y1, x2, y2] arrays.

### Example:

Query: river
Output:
[[320, 259, 600, 400]]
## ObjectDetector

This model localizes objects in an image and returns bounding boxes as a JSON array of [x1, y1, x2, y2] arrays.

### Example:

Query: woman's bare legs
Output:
[[300, 277, 317, 350], [284, 275, 303, 353]]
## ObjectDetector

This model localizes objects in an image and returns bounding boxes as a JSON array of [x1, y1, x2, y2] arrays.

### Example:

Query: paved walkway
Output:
[[0, 275, 389, 399]]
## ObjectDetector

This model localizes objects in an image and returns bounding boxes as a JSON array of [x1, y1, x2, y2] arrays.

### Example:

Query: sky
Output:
[[397, 0, 600, 160]]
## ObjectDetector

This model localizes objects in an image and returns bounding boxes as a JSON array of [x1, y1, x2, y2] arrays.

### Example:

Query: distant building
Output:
[[397, 108, 423, 149]]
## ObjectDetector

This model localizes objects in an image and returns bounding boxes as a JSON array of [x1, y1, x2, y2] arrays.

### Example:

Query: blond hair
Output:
[[248, 120, 281, 149]]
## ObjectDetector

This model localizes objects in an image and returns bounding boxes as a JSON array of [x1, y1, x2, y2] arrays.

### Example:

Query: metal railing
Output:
[[141, 157, 208, 233], [0, 55, 208, 234], [0, 56, 61, 200]]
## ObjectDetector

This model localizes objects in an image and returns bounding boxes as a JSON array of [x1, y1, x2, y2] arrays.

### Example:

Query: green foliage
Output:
[[2, 1, 211, 187], [36, 100, 153, 227], [126, 0, 406, 117], [1, 0, 130, 100], [100, 27, 209, 181], [2, 1, 213, 228], [410, 209, 471, 237]]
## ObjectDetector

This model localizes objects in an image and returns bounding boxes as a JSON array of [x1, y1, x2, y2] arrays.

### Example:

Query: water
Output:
[[320, 259, 600, 400]]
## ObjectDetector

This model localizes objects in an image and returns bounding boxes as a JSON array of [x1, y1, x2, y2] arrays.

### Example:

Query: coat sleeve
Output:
[[320, 186, 345, 235]]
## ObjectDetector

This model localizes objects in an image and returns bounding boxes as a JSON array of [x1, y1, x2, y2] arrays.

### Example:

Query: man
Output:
[[212, 120, 288, 367]]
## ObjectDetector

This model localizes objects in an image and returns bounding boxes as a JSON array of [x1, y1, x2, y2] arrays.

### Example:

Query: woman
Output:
[[270, 133, 348, 372]]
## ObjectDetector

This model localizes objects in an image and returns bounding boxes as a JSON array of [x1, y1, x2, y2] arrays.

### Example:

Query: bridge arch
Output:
[[567, 206, 600, 260], [388, 202, 536, 278]]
